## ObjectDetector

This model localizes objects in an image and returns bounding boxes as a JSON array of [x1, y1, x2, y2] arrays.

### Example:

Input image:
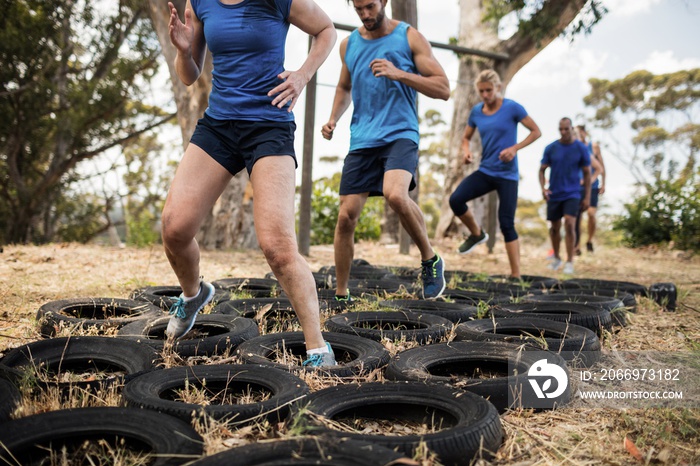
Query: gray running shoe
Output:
[[302, 342, 337, 368], [458, 231, 489, 254], [166, 281, 215, 339]]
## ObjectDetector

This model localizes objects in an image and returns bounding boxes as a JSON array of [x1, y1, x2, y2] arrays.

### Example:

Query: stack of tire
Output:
[[0, 261, 662, 465]]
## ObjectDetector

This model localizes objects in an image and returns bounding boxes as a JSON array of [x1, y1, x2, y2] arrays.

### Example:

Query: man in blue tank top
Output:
[[574, 125, 606, 254], [321, 0, 450, 300], [161, 0, 338, 367], [539, 118, 592, 275]]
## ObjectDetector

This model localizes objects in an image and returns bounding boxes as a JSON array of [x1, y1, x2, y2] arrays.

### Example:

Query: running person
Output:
[[449, 69, 541, 278], [574, 125, 606, 254], [321, 0, 450, 300], [162, 0, 337, 367], [539, 118, 591, 275]]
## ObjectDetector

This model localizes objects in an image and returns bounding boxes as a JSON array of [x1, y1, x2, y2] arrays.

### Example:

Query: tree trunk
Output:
[[147, 0, 256, 250]]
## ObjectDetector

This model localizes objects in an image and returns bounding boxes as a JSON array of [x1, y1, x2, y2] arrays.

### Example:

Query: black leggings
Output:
[[449, 170, 519, 242]]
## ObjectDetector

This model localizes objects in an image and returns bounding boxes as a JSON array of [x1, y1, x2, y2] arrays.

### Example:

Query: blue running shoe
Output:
[[165, 280, 215, 339], [421, 254, 446, 299], [302, 342, 337, 368]]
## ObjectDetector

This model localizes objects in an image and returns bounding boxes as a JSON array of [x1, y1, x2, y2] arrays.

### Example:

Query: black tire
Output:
[[492, 301, 612, 334], [130, 286, 229, 311], [123, 364, 308, 425], [318, 264, 398, 281], [347, 278, 415, 295], [559, 278, 648, 296], [490, 274, 560, 290], [379, 299, 481, 323], [188, 437, 409, 466], [213, 298, 295, 319], [236, 332, 390, 378], [522, 293, 626, 328], [0, 336, 159, 393], [0, 377, 21, 421], [36, 297, 162, 337], [324, 311, 452, 344], [211, 278, 281, 298], [384, 341, 571, 413], [454, 317, 601, 367], [117, 315, 259, 356], [441, 288, 512, 306], [454, 280, 543, 298], [0, 407, 202, 466], [293, 381, 503, 466], [556, 288, 637, 309], [212, 298, 303, 333]]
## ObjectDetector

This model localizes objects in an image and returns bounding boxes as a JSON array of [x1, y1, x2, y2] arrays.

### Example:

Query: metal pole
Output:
[[298, 36, 316, 256]]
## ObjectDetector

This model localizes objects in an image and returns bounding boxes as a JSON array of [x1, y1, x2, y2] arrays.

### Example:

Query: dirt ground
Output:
[[0, 239, 698, 465]]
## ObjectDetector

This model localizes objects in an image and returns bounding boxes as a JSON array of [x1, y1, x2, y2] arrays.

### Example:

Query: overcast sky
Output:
[[283, 0, 700, 215]]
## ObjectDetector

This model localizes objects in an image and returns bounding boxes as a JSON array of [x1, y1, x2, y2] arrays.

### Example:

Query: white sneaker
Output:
[[547, 258, 562, 270], [562, 262, 575, 274]]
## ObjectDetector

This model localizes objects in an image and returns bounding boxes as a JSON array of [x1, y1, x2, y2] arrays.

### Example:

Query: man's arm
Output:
[[593, 141, 606, 194], [581, 166, 591, 212], [539, 164, 551, 201], [368, 26, 450, 100], [321, 38, 352, 140]]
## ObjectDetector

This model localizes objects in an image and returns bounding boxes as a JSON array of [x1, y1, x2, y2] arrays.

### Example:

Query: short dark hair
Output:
[[560, 117, 573, 125]]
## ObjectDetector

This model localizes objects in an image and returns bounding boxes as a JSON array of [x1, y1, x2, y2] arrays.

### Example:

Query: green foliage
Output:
[[614, 173, 700, 252], [0, 0, 170, 244], [54, 193, 107, 243], [516, 198, 549, 243], [586, 68, 700, 251], [309, 174, 382, 245], [482, 0, 606, 44]]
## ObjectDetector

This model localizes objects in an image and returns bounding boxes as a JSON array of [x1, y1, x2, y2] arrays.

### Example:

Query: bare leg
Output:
[[249, 156, 324, 351], [564, 214, 577, 262], [334, 193, 368, 296], [504, 239, 520, 278], [383, 170, 434, 261], [161, 144, 232, 297], [587, 207, 597, 244], [457, 210, 482, 237], [550, 219, 562, 260]]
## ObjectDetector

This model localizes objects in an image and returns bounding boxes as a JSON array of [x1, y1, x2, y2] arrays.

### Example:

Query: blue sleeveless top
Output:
[[191, 0, 293, 121], [345, 22, 419, 150]]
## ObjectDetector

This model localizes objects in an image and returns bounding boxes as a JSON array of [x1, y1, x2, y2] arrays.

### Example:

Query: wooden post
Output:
[[298, 36, 316, 256], [486, 191, 498, 253]]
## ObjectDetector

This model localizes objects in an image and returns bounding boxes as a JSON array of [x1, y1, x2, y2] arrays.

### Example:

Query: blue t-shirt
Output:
[[345, 22, 419, 150], [468, 99, 528, 181], [542, 140, 591, 202], [582, 141, 600, 189], [191, 0, 293, 121]]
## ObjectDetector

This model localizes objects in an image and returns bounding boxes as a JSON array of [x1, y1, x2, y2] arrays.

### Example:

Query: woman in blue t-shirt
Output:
[[449, 69, 541, 278], [161, 0, 337, 367]]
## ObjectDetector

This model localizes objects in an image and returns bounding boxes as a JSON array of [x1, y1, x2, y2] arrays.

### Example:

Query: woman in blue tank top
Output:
[[448, 69, 541, 278], [160, 0, 338, 367]]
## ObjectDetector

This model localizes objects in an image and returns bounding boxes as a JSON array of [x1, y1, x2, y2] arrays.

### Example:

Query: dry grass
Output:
[[0, 238, 699, 465]]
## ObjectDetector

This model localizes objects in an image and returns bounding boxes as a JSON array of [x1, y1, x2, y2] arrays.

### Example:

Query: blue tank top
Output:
[[191, 0, 293, 121], [468, 99, 528, 181], [345, 22, 419, 150]]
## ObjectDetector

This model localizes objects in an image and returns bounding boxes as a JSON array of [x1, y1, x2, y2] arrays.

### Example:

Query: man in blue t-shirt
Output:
[[321, 0, 451, 300], [539, 118, 591, 275]]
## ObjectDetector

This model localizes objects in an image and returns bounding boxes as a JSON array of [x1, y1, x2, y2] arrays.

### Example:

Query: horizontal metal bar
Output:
[[332, 22, 509, 61]]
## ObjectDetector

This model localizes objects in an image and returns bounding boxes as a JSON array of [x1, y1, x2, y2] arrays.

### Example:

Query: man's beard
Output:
[[363, 9, 386, 31]]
